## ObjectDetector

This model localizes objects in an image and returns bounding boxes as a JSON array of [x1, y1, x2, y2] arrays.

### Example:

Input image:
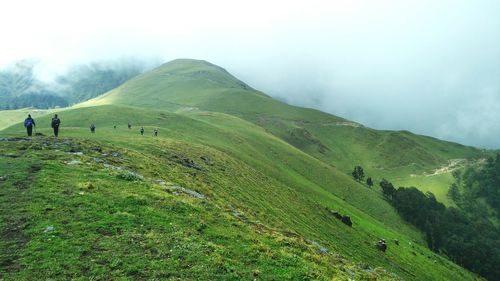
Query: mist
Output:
[[1, 0, 500, 148], [0, 58, 158, 109]]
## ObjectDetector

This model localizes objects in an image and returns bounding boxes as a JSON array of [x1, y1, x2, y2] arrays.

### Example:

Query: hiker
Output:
[[376, 239, 387, 252], [140, 127, 144, 136], [51, 114, 61, 137], [24, 114, 36, 137], [153, 128, 158, 137], [128, 123, 132, 130], [90, 124, 96, 133]]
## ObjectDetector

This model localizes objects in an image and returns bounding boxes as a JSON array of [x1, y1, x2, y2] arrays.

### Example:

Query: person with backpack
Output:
[[24, 114, 36, 137], [51, 114, 61, 137], [90, 124, 96, 133], [376, 239, 387, 252]]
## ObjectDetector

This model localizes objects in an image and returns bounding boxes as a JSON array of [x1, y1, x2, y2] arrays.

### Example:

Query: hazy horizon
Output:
[[1, 0, 500, 148]]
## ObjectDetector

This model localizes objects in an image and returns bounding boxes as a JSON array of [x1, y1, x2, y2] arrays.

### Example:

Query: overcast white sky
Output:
[[1, 0, 500, 148]]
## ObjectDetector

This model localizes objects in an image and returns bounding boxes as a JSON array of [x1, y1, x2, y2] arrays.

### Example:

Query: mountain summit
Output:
[[84, 58, 262, 109]]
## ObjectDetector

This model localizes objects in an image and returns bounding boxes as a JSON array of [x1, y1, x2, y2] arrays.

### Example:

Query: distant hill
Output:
[[0, 60, 149, 109]]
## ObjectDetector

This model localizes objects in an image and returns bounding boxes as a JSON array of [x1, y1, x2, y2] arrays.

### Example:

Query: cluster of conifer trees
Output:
[[377, 156, 500, 281]]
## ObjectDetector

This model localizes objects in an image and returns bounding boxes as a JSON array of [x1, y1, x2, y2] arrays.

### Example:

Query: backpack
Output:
[[52, 118, 60, 127], [24, 118, 33, 127]]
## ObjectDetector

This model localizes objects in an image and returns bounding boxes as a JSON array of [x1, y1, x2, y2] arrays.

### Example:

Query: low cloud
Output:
[[0, 58, 158, 109]]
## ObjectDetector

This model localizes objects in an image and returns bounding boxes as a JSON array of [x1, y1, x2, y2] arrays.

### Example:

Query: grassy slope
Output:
[[1, 137, 389, 280], [1, 104, 480, 280], [80, 59, 490, 204], [0, 109, 53, 131]]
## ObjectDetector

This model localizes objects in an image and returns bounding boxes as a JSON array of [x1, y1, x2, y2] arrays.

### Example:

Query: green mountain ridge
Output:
[[81, 58, 489, 204], [0, 59, 490, 280]]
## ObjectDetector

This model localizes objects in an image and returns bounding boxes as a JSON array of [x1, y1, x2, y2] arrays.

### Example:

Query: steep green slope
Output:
[[1, 137, 396, 280], [1, 104, 481, 280], [4, 105, 418, 237], [80, 59, 489, 204]]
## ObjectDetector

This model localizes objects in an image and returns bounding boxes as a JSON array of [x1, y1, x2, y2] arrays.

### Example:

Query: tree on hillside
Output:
[[447, 154, 500, 220], [380, 178, 396, 199], [447, 183, 461, 203], [366, 177, 373, 188], [386, 183, 500, 280], [452, 170, 462, 186], [352, 166, 365, 182]]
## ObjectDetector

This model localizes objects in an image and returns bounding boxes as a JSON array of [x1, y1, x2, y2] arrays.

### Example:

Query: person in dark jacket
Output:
[[24, 114, 36, 137], [376, 239, 387, 252], [51, 114, 61, 137], [90, 124, 96, 133], [140, 127, 144, 136]]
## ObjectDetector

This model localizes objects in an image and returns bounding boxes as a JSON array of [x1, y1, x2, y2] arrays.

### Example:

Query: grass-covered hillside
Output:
[[80, 59, 490, 204], [1, 136, 408, 280], [0, 109, 52, 131], [0, 59, 488, 280]]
